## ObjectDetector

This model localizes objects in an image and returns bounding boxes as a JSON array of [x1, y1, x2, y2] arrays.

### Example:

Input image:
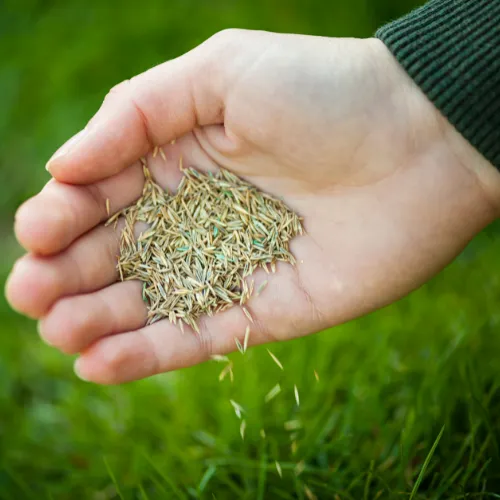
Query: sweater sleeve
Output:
[[376, 0, 500, 170]]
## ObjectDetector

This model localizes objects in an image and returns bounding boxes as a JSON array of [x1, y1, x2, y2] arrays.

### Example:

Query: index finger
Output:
[[46, 36, 225, 185]]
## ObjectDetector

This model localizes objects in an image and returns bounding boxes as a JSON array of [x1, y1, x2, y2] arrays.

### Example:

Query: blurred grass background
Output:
[[2, 0, 500, 498]]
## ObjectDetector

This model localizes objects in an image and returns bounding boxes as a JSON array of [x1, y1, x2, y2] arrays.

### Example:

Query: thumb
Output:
[[46, 32, 230, 184]]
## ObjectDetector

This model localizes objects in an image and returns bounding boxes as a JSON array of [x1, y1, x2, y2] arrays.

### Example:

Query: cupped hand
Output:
[[6, 30, 500, 384]]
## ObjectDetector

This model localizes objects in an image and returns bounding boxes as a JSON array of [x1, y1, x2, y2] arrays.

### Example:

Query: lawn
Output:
[[2, 1, 500, 498]]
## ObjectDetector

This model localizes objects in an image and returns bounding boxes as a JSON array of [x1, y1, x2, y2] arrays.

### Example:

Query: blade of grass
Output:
[[409, 426, 445, 500], [3, 465, 37, 500], [142, 452, 188, 499], [363, 460, 374, 500], [103, 457, 125, 500], [139, 483, 150, 500], [257, 448, 268, 500], [198, 465, 217, 493]]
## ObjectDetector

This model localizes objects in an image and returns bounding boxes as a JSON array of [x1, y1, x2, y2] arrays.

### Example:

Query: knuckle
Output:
[[40, 299, 86, 354], [105, 79, 132, 101], [101, 344, 129, 377], [210, 28, 242, 45]]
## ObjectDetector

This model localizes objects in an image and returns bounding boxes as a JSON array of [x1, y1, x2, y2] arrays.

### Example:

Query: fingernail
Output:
[[46, 128, 88, 172], [74, 358, 89, 382]]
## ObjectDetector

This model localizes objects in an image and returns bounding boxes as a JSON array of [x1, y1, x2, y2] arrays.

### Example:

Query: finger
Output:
[[40, 268, 273, 364], [46, 32, 231, 185], [6, 223, 120, 319], [16, 134, 216, 257], [38, 281, 146, 354], [73, 303, 265, 384], [15, 162, 144, 256], [70, 259, 321, 384]]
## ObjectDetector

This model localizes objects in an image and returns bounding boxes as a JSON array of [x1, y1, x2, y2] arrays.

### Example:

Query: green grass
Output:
[[2, 227, 500, 499], [2, 0, 500, 498]]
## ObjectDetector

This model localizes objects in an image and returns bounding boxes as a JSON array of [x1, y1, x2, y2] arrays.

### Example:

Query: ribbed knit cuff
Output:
[[376, 0, 500, 170]]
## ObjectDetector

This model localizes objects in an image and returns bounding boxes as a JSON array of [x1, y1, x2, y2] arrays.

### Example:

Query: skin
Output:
[[5, 30, 500, 384]]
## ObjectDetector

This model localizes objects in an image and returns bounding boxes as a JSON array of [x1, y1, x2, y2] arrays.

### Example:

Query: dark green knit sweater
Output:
[[376, 0, 500, 170]]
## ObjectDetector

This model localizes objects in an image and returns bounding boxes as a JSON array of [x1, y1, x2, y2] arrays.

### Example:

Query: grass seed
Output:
[[265, 383, 281, 403], [267, 349, 284, 370], [110, 161, 302, 330]]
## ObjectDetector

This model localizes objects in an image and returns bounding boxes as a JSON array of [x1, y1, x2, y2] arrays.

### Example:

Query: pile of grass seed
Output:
[[108, 159, 303, 332]]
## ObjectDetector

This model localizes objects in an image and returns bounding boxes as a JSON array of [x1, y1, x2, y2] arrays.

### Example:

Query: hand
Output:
[[6, 30, 500, 384]]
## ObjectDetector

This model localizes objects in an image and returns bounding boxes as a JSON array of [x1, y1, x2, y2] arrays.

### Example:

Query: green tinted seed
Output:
[[110, 161, 302, 329]]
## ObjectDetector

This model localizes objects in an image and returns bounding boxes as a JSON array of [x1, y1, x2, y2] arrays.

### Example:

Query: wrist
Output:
[[372, 37, 500, 227], [441, 122, 500, 220]]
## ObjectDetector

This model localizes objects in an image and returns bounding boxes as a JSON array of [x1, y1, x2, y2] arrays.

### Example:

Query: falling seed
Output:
[[260, 429, 266, 439], [171, 138, 176, 145], [243, 326, 250, 353], [240, 420, 246, 440], [256, 280, 268, 296], [219, 362, 234, 382], [242, 307, 253, 323], [235, 337, 244, 354], [314, 370, 319, 382], [294, 461, 305, 476], [304, 484, 316, 500], [210, 354, 229, 363], [159, 147, 167, 162], [152, 146, 159, 158], [284, 420, 302, 431], [267, 349, 284, 370], [275, 461, 283, 478], [105, 198, 110, 217], [291, 441, 298, 454], [265, 383, 281, 403], [230, 399, 244, 419], [179, 155, 183, 171], [294, 385, 300, 406]]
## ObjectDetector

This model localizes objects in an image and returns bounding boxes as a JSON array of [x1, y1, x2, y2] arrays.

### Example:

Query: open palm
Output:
[[6, 30, 498, 383]]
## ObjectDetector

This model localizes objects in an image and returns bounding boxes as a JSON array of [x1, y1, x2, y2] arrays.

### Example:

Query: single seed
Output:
[[240, 420, 246, 440], [275, 461, 283, 478], [265, 383, 281, 403], [284, 420, 302, 431], [267, 349, 284, 370], [304, 484, 316, 500], [256, 280, 268, 296], [260, 429, 266, 439], [314, 370, 320, 382], [159, 147, 167, 162], [152, 146, 158, 158], [242, 306, 253, 323], [294, 385, 300, 406], [295, 461, 305, 477], [243, 326, 250, 353], [230, 399, 244, 419], [210, 354, 229, 363], [235, 337, 244, 354], [105, 198, 110, 217]]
